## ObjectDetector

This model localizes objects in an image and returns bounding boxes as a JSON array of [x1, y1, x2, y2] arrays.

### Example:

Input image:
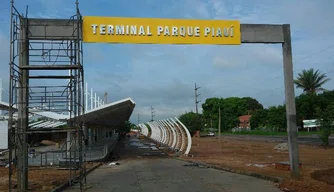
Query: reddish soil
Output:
[[311, 168, 334, 185], [181, 137, 334, 192], [0, 163, 99, 192]]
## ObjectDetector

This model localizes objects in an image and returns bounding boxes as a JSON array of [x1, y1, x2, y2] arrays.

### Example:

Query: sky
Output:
[[0, 0, 334, 123]]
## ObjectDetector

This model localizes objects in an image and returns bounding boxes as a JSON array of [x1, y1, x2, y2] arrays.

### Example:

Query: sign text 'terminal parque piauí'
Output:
[[83, 16, 241, 45]]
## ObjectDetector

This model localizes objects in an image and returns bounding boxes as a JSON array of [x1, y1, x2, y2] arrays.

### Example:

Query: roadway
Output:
[[65, 136, 280, 192], [221, 134, 334, 146]]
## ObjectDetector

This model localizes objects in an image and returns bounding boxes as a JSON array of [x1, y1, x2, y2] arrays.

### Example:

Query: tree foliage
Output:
[[294, 68, 330, 94], [178, 112, 204, 132], [250, 109, 268, 129], [316, 103, 334, 147], [250, 106, 286, 131], [201, 97, 262, 131], [177, 70, 332, 142], [266, 106, 286, 131], [118, 121, 133, 133]]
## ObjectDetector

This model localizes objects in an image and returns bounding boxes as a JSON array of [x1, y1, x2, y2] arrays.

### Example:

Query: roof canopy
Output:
[[1, 98, 136, 128]]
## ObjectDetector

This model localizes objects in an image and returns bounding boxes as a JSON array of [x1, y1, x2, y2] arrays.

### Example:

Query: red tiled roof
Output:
[[239, 115, 251, 122]]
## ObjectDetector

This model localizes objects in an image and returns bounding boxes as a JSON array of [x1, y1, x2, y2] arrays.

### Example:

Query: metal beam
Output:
[[26, 128, 77, 133], [20, 65, 80, 70], [29, 75, 74, 79]]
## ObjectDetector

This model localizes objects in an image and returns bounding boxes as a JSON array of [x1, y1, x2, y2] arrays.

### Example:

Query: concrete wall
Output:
[[0, 120, 8, 149]]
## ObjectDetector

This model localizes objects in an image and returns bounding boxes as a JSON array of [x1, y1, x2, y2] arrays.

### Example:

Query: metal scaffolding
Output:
[[8, 0, 85, 191]]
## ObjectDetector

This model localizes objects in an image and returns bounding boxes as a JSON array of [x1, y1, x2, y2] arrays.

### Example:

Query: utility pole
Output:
[[104, 92, 108, 104], [151, 106, 155, 122], [195, 83, 201, 114], [137, 113, 140, 125], [218, 107, 221, 139]]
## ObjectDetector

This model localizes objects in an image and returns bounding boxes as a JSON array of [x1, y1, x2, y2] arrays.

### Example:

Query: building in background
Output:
[[238, 115, 252, 129]]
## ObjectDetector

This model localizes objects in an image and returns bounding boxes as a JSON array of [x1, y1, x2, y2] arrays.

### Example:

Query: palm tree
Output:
[[294, 68, 331, 94]]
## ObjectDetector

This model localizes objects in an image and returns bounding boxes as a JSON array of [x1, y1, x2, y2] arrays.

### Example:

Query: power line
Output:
[[236, 42, 334, 82], [293, 44, 334, 64], [263, 53, 334, 82]]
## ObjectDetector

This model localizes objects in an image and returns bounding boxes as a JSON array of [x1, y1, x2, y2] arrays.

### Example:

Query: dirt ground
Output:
[[182, 137, 334, 192], [0, 163, 99, 192]]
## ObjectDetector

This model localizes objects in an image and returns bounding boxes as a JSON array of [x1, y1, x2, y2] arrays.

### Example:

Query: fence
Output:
[[28, 133, 119, 167]]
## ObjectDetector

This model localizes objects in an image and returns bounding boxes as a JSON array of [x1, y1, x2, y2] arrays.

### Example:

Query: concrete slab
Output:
[[64, 137, 281, 192]]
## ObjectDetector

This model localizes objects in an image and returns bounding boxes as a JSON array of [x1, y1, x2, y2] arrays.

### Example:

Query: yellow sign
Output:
[[83, 16, 241, 45]]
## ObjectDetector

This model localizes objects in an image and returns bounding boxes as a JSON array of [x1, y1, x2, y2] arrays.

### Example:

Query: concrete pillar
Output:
[[0, 78, 2, 115], [282, 24, 300, 178], [96, 128, 98, 143], [67, 131, 71, 155], [17, 21, 29, 191], [88, 128, 92, 145], [93, 128, 97, 143], [85, 83, 88, 113], [83, 124, 88, 146]]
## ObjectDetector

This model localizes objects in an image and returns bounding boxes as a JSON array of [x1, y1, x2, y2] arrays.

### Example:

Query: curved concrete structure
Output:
[[138, 117, 192, 156]]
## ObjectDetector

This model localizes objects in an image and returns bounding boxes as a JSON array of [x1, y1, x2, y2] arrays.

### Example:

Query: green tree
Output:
[[266, 105, 286, 131], [295, 93, 319, 127], [202, 97, 262, 131], [294, 68, 331, 95], [250, 109, 268, 129], [242, 97, 263, 113], [316, 104, 334, 147], [118, 121, 133, 133], [178, 112, 204, 132]]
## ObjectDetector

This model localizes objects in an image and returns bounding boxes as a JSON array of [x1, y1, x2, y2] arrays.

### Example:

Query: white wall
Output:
[[0, 120, 8, 149]]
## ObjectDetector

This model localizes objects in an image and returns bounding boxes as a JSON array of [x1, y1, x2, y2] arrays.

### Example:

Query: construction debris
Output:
[[273, 143, 288, 151], [109, 162, 120, 166]]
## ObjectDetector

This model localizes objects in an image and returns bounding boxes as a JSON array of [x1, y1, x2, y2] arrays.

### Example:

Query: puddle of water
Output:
[[142, 152, 165, 156], [183, 163, 210, 168], [246, 163, 267, 168], [151, 146, 159, 151], [138, 146, 151, 149], [129, 142, 144, 147]]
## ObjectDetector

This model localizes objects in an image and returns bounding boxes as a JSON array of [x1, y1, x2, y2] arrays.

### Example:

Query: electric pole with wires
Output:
[[150, 106, 155, 122], [195, 83, 201, 114]]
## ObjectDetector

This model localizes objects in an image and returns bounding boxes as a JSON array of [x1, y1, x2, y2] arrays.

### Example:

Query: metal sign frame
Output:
[[8, 14, 300, 192]]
